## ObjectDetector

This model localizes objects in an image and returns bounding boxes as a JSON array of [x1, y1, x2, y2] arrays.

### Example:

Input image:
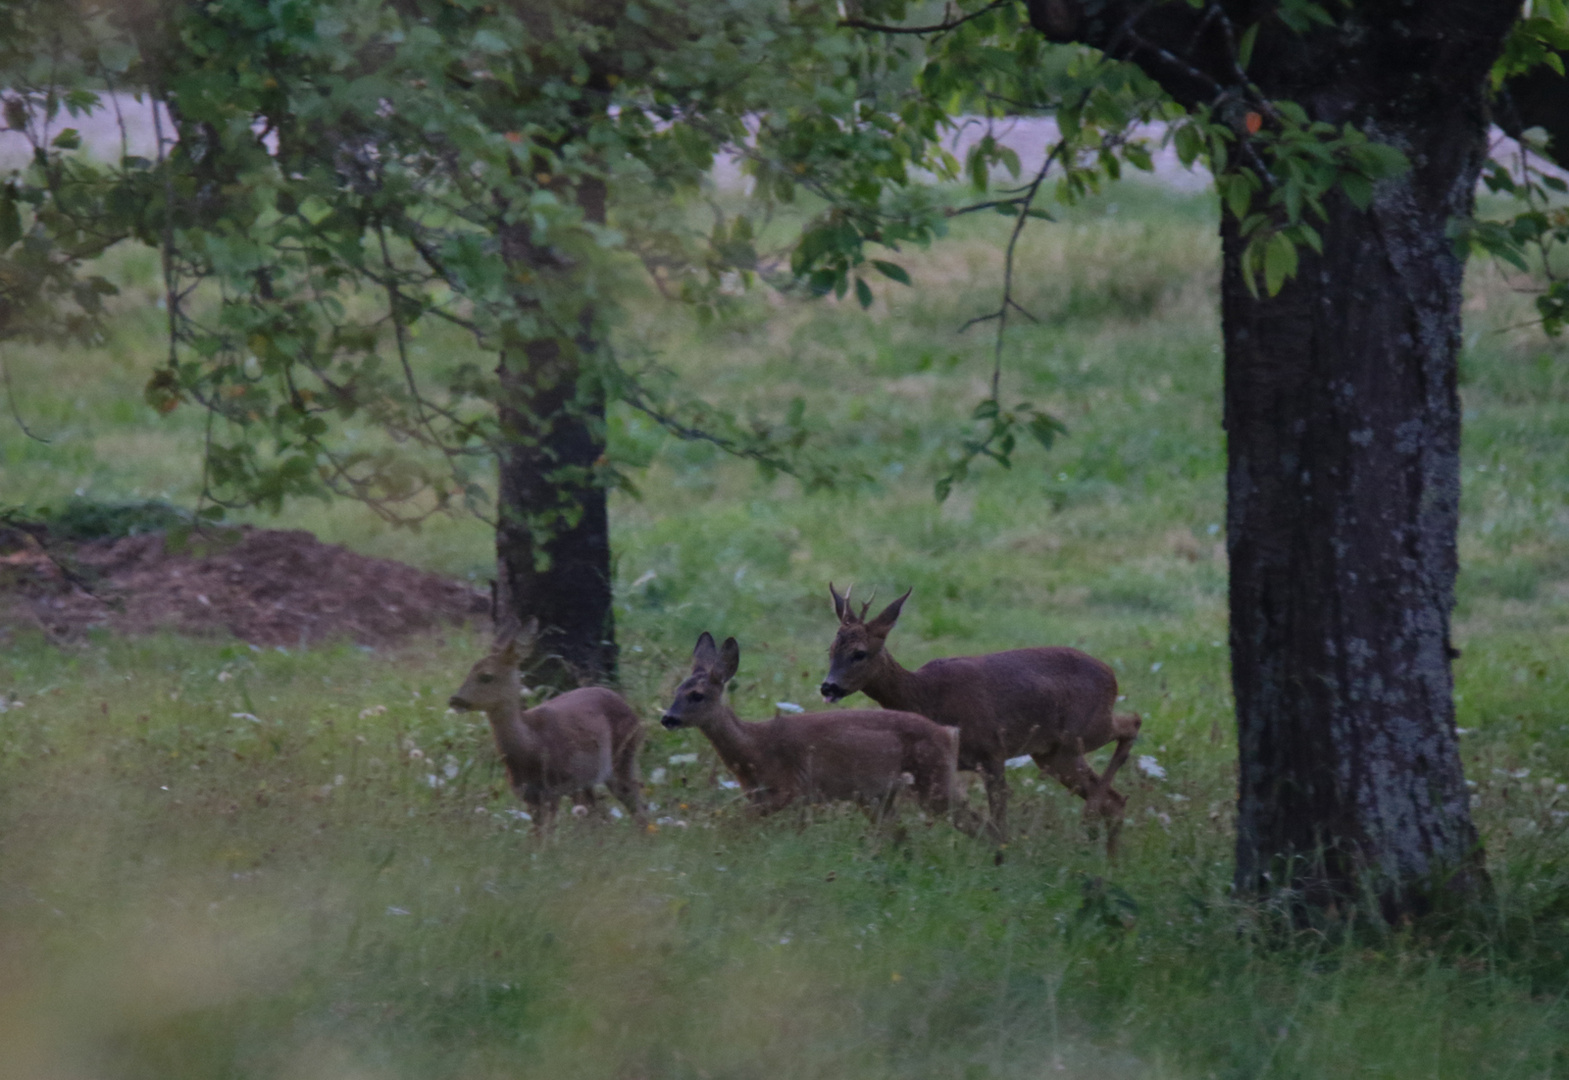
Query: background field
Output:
[[2, 182, 1568, 1079]]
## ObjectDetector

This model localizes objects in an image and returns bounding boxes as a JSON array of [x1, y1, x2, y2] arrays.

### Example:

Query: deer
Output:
[[661, 632, 983, 836], [447, 619, 647, 832], [819, 585, 1141, 850]]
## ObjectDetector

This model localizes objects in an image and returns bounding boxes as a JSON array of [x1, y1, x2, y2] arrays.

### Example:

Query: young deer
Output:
[[820, 586, 1141, 848], [661, 632, 981, 835], [447, 621, 647, 831]]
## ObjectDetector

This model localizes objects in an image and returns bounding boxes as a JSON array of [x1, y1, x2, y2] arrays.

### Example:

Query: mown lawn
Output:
[[2, 183, 1568, 1079]]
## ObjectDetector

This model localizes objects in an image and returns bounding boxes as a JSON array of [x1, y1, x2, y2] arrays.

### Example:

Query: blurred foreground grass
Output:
[[2, 184, 1569, 1078]]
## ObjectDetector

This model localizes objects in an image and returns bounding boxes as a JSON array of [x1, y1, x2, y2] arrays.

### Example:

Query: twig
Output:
[[2, 357, 49, 442]]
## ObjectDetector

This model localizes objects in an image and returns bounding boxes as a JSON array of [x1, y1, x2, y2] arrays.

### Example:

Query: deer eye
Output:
[[851, 649, 867, 661], [689, 691, 705, 702], [477, 674, 495, 684]]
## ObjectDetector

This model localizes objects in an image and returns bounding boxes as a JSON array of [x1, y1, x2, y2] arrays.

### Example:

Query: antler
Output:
[[858, 588, 877, 622]]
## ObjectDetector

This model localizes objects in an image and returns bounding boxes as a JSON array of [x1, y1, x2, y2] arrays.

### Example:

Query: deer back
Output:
[[514, 687, 640, 792], [746, 709, 956, 804], [907, 647, 1118, 758]]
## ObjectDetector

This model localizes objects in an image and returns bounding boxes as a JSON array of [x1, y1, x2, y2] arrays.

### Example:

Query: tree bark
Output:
[[1221, 155, 1483, 918], [495, 174, 617, 687], [1025, 0, 1521, 916]]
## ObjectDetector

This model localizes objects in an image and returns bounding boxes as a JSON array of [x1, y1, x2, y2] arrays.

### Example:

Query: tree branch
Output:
[[839, 0, 1012, 38]]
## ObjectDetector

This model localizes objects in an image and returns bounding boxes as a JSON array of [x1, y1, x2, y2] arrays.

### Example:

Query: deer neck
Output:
[[862, 648, 923, 712], [482, 693, 539, 764], [696, 703, 762, 778]]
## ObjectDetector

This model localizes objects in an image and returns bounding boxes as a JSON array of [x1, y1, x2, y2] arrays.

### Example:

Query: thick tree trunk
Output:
[[495, 176, 617, 686], [1024, 0, 1522, 916], [1221, 137, 1484, 917]]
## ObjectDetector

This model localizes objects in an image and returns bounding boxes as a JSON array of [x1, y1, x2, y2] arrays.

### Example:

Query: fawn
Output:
[[448, 621, 646, 831]]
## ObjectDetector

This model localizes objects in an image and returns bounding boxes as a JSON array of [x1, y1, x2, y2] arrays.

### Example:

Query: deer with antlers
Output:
[[662, 632, 984, 836], [819, 585, 1141, 849], [447, 619, 647, 831]]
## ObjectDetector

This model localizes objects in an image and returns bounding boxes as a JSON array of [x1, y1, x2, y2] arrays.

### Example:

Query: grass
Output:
[[2, 180, 1569, 1079]]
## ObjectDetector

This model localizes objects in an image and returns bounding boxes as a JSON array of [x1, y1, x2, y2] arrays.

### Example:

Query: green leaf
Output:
[[1340, 171, 1373, 210], [1264, 232, 1298, 296], [871, 259, 911, 286], [1223, 173, 1254, 220], [1027, 413, 1067, 450], [854, 276, 873, 309], [1238, 24, 1259, 70]]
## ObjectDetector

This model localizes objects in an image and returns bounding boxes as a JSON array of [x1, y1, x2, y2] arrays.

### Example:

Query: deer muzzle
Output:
[[447, 695, 473, 711], [819, 681, 847, 703], [660, 713, 685, 730]]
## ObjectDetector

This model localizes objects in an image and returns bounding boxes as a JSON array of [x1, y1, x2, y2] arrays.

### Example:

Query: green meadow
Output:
[[2, 184, 1568, 1079]]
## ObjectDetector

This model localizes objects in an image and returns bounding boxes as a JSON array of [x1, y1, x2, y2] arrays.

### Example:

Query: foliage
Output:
[[0, 0, 156, 450], [7, 0, 1567, 513]]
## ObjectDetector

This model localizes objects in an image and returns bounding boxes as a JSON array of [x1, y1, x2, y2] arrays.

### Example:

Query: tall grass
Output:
[[2, 182, 1567, 1079]]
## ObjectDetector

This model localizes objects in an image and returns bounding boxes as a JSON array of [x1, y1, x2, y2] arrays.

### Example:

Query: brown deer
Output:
[[661, 632, 982, 836], [819, 586, 1141, 848], [447, 620, 647, 831]]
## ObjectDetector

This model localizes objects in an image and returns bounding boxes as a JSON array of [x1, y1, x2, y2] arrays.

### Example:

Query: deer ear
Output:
[[866, 588, 911, 638], [713, 637, 740, 685], [501, 617, 538, 664], [692, 631, 720, 673]]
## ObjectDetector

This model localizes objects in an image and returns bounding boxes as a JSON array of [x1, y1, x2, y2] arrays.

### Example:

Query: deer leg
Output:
[[1036, 747, 1110, 837], [977, 758, 1009, 843], [608, 773, 647, 825], [519, 784, 551, 836], [1084, 714, 1140, 856], [1085, 714, 1140, 813], [1035, 749, 1097, 799], [609, 738, 648, 824]]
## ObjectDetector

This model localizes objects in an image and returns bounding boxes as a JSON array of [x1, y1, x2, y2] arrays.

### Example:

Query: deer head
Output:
[[448, 618, 539, 712], [820, 585, 910, 702], [661, 631, 740, 730]]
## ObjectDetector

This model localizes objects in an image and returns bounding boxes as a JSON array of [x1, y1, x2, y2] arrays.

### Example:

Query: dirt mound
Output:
[[0, 526, 489, 648]]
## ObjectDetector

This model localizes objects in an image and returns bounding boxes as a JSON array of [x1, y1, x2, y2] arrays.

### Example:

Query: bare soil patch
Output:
[[0, 525, 488, 648]]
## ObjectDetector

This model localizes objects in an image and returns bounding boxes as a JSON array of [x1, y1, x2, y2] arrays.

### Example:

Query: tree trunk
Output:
[[1023, 0, 1522, 917], [1221, 137, 1483, 918], [495, 175, 617, 686]]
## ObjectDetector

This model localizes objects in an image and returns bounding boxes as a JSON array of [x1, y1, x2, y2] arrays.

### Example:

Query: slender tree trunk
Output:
[[1024, 0, 1522, 917], [495, 175, 617, 686], [1221, 128, 1484, 916]]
